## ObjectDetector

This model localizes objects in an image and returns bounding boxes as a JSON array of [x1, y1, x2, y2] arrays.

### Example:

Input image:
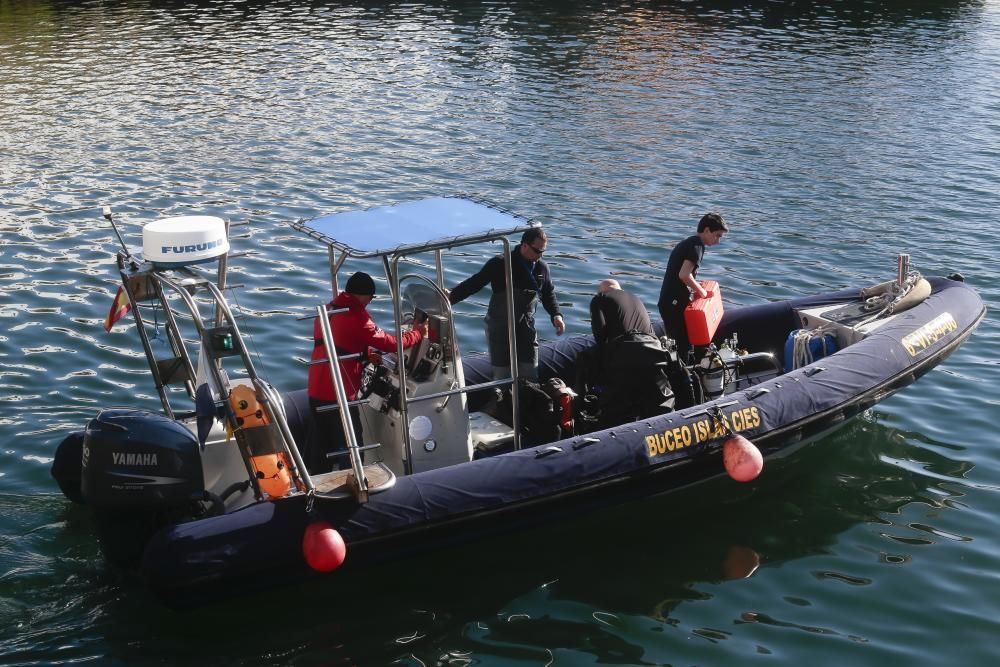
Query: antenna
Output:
[[103, 205, 133, 258]]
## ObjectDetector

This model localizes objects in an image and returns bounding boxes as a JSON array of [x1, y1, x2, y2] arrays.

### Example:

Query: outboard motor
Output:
[[80, 408, 207, 565], [82, 408, 204, 508]]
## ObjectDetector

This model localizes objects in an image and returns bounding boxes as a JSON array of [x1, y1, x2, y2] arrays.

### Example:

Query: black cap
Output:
[[345, 271, 376, 297]]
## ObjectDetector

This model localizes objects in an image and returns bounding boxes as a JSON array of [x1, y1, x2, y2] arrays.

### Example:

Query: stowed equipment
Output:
[[575, 332, 679, 431], [574, 281, 781, 433], [227, 384, 293, 499]]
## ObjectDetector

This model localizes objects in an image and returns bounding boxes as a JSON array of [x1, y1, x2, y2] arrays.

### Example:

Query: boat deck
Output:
[[311, 462, 396, 500]]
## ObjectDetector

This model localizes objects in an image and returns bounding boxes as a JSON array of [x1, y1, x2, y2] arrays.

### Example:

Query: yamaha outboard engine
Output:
[[82, 408, 204, 507], [80, 408, 206, 565]]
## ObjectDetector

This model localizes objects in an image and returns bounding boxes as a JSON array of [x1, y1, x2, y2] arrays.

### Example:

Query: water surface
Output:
[[1, 1, 998, 664]]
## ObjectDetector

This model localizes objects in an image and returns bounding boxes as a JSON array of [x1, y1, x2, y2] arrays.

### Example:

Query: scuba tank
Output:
[[663, 336, 701, 410]]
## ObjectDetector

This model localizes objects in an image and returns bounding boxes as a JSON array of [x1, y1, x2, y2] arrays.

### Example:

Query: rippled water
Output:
[[2, 1, 999, 664]]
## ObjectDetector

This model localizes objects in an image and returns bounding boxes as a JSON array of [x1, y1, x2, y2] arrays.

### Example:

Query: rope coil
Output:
[[790, 326, 837, 370], [858, 270, 928, 325]]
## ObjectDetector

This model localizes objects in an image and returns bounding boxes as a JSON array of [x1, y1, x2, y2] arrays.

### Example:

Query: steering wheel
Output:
[[358, 357, 378, 399]]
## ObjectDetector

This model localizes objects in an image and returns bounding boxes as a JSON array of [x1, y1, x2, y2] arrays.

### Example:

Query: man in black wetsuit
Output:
[[584, 279, 674, 428], [657, 213, 729, 360], [448, 227, 565, 381]]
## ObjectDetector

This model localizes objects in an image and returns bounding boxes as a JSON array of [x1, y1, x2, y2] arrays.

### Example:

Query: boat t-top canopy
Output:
[[291, 196, 537, 258], [291, 195, 538, 458]]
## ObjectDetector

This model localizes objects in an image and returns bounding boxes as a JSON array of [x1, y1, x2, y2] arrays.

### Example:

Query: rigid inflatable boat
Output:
[[51, 198, 985, 608]]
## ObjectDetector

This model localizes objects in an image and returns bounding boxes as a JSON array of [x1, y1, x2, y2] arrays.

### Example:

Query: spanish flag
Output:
[[104, 286, 132, 332]]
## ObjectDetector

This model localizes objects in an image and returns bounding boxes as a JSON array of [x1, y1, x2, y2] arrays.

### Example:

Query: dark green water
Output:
[[1, 1, 998, 664]]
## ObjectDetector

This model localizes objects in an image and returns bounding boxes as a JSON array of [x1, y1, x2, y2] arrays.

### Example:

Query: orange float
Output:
[[229, 384, 292, 499]]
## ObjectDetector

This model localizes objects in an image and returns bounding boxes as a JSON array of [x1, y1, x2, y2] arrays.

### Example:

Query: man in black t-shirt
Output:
[[584, 278, 674, 427], [590, 278, 654, 346], [657, 213, 729, 359]]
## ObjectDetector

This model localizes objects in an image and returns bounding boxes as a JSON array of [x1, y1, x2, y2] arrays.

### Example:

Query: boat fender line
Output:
[[708, 404, 763, 482], [790, 326, 838, 370], [887, 277, 931, 315], [723, 434, 764, 483], [859, 273, 931, 322], [859, 279, 897, 299]]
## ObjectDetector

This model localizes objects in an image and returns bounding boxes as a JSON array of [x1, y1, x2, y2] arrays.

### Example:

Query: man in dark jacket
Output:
[[308, 271, 427, 472], [657, 213, 729, 360], [448, 228, 565, 381]]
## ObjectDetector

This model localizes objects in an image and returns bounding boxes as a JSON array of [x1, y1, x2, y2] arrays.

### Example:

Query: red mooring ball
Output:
[[723, 434, 764, 482], [302, 521, 347, 572]]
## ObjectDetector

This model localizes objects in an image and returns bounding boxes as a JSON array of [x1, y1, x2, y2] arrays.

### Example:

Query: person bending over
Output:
[[590, 278, 654, 345], [585, 278, 673, 428]]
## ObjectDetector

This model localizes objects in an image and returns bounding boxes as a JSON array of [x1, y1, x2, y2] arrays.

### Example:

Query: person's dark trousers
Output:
[[308, 398, 363, 473], [659, 302, 692, 362]]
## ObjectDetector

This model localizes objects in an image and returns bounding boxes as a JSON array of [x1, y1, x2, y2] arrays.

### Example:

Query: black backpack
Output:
[[579, 333, 679, 429], [486, 378, 569, 447]]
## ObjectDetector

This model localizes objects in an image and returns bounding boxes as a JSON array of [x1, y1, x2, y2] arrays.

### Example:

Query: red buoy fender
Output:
[[723, 434, 763, 482], [302, 521, 347, 572]]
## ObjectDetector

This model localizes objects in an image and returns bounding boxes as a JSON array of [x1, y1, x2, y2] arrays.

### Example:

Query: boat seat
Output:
[[311, 462, 396, 501]]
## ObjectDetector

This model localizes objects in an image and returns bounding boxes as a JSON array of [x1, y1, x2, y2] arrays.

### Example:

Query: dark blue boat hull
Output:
[[140, 277, 985, 607]]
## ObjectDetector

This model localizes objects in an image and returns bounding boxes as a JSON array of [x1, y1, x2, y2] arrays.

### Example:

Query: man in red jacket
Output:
[[308, 272, 427, 472]]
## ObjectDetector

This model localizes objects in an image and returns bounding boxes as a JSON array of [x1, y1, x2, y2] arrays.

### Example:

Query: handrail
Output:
[[499, 238, 522, 451], [151, 272, 209, 402], [137, 265, 315, 502], [388, 255, 414, 474], [298, 306, 350, 322], [314, 396, 371, 411], [214, 220, 230, 327], [255, 378, 314, 496], [406, 377, 512, 404], [315, 304, 368, 498], [117, 256, 175, 416]]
